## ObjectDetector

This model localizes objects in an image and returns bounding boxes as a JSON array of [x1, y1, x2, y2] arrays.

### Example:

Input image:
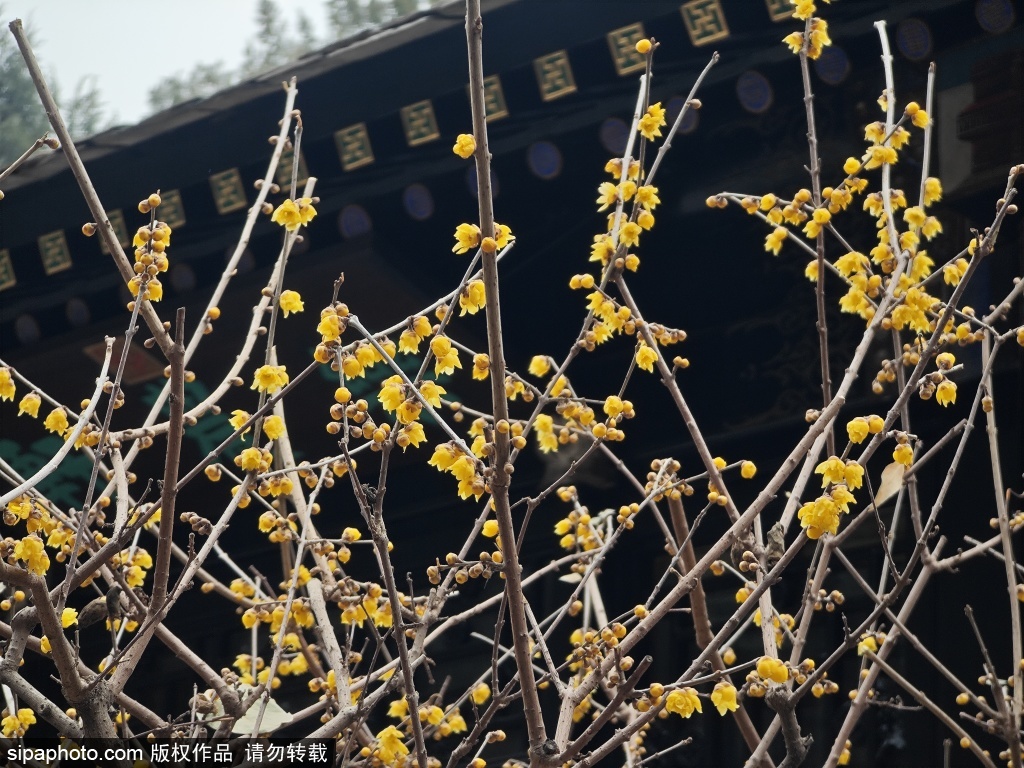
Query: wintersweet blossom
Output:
[[665, 687, 702, 718], [18, 392, 41, 418], [637, 102, 666, 141], [756, 656, 789, 684], [635, 344, 658, 373], [252, 365, 289, 394], [711, 682, 739, 715], [452, 223, 481, 254], [935, 379, 957, 407], [271, 198, 317, 231], [278, 290, 304, 317], [452, 133, 476, 159], [0, 368, 14, 400], [43, 408, 69, 435]]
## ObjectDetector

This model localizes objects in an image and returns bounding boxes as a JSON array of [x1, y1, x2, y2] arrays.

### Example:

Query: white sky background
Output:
[[5, 0, 331, 126]]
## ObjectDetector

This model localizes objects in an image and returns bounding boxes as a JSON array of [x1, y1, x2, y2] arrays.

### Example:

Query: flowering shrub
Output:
[[1, 2, 1022, 767]]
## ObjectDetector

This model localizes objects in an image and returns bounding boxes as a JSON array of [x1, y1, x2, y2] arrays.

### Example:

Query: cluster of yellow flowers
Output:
[[118, 194, 172, 304], [779, 0, 834, 58], [383, 696, 470, 741], [428, 443, 486, 500], [796, 455, 863, 539], [241, 596, 315, 634], [1, 708, 35, 738], [109, 546, 153, 588]]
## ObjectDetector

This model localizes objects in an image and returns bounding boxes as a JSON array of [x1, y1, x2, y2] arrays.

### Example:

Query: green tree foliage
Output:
[[149, 0, 434, 115], [0, 18, 50, 167]]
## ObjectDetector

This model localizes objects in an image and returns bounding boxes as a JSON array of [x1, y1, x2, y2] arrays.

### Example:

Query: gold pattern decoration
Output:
[[608, 23, 648, 76], [400, 100, 440, 147], [534, 50, 577, 102], [482, 75, 509, 122], [765, 0, 794, 22], [209, 169, 247, 215], [38, 231, 72, 276], [335, 123, 374, 171], [160, 189, 186, 229], [0, 249, 15, 291], [101, 209, 130, 255], [680, 0, 730, 46], [275, 146, 309, 191]]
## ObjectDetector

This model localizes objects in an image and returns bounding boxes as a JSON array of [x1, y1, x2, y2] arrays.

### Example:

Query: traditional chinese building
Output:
[[1, 1, 1021, 764]]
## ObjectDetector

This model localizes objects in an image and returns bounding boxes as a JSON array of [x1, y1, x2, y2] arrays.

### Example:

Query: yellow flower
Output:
[[935, 379, 956, 407], [807, 18, 831, 59], [0, 368, 15, 400], [923, 177, 943, 205], [7, 495, 32, 520], [375, 725, 410, 766], [591, 234, 615, 265], [844, 461, 864, 490], [61, 607, 78, 628], [528, 355, 551, 377], [636, 185, 660, 210], [252, 365, 289, 394], [765, 226, 788, 255], [279, 290, 304, 317], [846, 417, 869, 444], [472, 353, 490, 381], [635, 344, 657, 373], [387, 698, 409, 719], [13, 535, 49, 575], [419, 380, 446, 407], [831, 484, 856, 513], [43, 407, 69, 435], [378, 376, 404, 412], [452, 133, 476, 159], [741, 461, 757, 479], [493, 223, 514, 249], [815, 456, 846, 486], [798, 496, 840, 539], [238, 447, 262, 472], [865, 145, 898, 170], [453, 223, 481, 254], [262, 415, 285, 440], [18, 391, 41, 418], [834, 251, 869, 277], [710, 682, 739, 715], [637, 102, 667, 141], [230, 409, 252, 438], [893, 443, 913, 467], [793, 0, 815, 20], [471, 683, 492, 704], [756, 656, 789, 684], [430, 336, 462, 376], [271, 198, 317, 231], [635, 38, 652, 54], [481, 520, 499, 538], [596, 181, 618, 211], [664, 687, 702, 718], [459, 280, 486, 315], [783, 31, 803, 54], [396, 400, 422, 425], [907, 107, 929, 129], [620, 221, 641, 248], [857, 634, 878, 656]]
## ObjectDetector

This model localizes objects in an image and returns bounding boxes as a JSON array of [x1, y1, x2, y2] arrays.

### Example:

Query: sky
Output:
[[5, 0, 331, 127]]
